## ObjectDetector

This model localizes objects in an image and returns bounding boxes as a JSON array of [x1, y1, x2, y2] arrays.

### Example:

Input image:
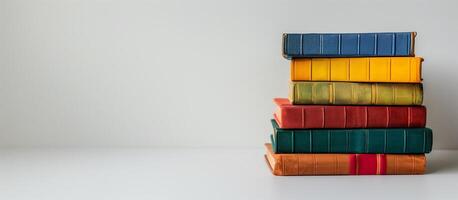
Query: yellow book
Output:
[[291, 57, 423, 83]]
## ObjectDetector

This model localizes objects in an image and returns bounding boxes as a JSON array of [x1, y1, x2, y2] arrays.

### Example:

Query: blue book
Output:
[[282, 32, 415, 59]]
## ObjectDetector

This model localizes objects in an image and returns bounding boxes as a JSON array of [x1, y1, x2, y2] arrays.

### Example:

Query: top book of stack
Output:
[[282, 32, 415, 59]]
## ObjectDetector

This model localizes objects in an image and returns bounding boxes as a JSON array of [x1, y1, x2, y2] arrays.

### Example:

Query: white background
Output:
[[1, 0, 457, 148]]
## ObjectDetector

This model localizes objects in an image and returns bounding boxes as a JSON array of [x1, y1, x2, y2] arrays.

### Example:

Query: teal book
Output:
[[270, 119, 432, 154]]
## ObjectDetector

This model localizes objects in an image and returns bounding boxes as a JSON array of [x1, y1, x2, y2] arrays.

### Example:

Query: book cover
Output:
[[289, 82, 423, 105], [274, 98, 426, 129], [291, 57, 422, 82], [283, 32, 415, 58], [265, 144, 426, 176], [270, 119, 433, 154]]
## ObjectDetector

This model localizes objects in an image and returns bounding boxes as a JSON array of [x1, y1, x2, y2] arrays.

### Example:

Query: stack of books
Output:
[[265, 32, 433, 175]]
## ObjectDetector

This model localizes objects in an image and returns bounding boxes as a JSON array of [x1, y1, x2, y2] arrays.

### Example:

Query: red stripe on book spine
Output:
[[357, 154, 378, 175], [348, 154, 388, 175], [349, 154, 357, 175], [379, 154, 387, 175]]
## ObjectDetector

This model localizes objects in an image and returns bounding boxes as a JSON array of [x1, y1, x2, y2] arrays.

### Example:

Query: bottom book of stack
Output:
[[264, 144, 426, 176]]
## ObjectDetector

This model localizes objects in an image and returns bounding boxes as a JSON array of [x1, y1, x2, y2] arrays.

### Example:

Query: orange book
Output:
[[264, 144, 426, 176]]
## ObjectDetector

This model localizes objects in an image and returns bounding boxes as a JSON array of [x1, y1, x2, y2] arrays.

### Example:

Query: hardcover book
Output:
[[270, 119, 433, 154], [291, 57, 422, 83], [289, 82, 423, 105], [283, 32, 415, 58], [265, 144, 426, 176], [274, 98, 426, 129]]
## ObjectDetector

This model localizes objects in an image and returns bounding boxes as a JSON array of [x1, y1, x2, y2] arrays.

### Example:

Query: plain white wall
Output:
[[1, 0, 457, 148]]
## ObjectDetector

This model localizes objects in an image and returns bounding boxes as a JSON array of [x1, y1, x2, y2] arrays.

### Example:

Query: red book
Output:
[[274, 98, 426, 129]]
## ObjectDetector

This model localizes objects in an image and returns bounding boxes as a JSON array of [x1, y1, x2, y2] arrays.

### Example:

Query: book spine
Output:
[[386, 154, 426, 175], [276, 104, 427, 129], [290, 57, 422, 82], [271, 153, 352, 175], [265, 144, 425, 176], [289, 82, 423, 105], [272, 120, 433, 154], [283, 32, 415, 58]]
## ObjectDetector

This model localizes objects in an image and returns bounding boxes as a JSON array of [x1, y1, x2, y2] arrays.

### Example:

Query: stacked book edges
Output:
[[265, 32, 433, 176]]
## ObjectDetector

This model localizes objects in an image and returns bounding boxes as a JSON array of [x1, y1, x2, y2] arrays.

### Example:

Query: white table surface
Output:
[[0, 148, 456, 200]]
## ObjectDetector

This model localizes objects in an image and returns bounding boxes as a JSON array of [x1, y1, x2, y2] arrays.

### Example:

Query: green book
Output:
[[289, 82, 423, 105], [270, 119, 432, 154]]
